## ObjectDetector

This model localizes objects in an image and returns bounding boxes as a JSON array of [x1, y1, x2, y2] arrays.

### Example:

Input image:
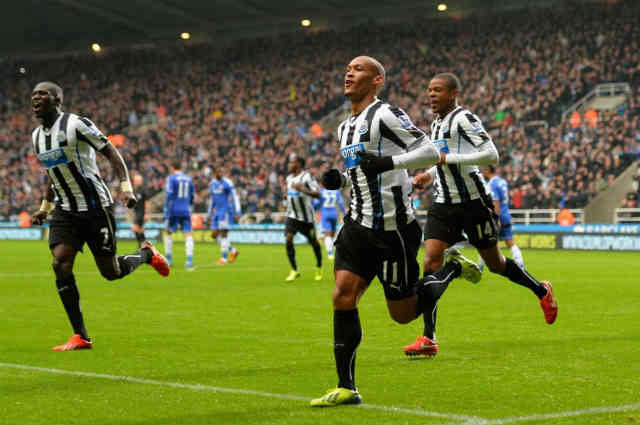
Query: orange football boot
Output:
[[52, 334, 92, 351], [141, 241, 170, 277], [229, 250, 239, 263], [403, 335, 438, 357], [539, 281, 558, 324]]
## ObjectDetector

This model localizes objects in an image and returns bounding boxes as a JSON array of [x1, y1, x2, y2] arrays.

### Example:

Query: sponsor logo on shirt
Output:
[[341, 143, 366, 169], [433, 138, 450, 154], [38, 148, 69, 168]]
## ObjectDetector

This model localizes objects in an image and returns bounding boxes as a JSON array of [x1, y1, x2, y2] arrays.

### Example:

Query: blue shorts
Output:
[[321, 215, 338, 233], [211, 210, 234, 230], [167, 216, 192, 233], [498, 221, 513, 241]]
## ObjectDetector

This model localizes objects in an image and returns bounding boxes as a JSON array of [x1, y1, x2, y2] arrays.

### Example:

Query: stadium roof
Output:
[[3, 0, 592, 59]]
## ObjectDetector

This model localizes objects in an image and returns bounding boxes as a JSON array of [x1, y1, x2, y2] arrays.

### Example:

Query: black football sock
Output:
[[117, 247, 153, 278], [311, 242, 322, 267], [286, 241, 297, 270], [56, 274, 89, 340], [135, 232, 145, 246], [501, 258, 547, 298], [416, 261, 462, 339], [334, 309, 361, 391]]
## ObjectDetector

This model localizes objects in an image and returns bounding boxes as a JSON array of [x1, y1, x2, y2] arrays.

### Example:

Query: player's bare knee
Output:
[[52, 256, 72, 276], [332, 286, 357, 309], [52, 257, 61, 274]]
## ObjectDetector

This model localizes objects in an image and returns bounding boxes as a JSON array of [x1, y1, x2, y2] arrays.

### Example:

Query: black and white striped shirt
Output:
[[337, 98, 426, 231], [32, 112, 114, 212], [429, 106, 495, 204], [286, 171, 319, 224]]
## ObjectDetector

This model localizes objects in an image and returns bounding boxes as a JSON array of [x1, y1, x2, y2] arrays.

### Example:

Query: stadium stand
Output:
[[1, 0, 638, 220]]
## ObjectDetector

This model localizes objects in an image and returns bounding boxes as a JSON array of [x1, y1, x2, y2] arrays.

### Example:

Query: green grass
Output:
[[1, 240, 639, 424]]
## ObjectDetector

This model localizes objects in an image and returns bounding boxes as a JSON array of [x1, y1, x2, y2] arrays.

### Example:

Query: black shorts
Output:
[[424, 199, 498, 249], [334, 217, 422, 301], [49, 207, 117, 257], [284, 218, 316, 241], [133, 212, 145, 227]]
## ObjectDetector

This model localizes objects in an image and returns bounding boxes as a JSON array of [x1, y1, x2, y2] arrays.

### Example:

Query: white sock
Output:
[[477, 255, 485, 270], [185, 235, 194, 258], [164, 234, 173, 256], [324, 236, 333, 255], [220, 236, 230, 259], [511, 244, 524, 267]]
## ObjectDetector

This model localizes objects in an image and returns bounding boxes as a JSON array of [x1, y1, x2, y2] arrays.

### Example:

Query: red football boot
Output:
[[141, 241, 170, 277], [229, 249, 239, 263], [403, 335, 438, 357], [540, 281, 558, 324], [52, 334, 92, 351]]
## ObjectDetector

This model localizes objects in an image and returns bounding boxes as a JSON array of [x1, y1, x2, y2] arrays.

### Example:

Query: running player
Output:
[[283, 156, 323, 282], [29, 81, 169, 351], [310, 57, 478, 407], [404, 73, 557, 358]]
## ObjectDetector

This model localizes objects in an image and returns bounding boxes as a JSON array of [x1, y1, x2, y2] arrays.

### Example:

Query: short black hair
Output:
[[172, 159, 182, 170], [487, 164, 496, 174], [433, 72, 461, 91], [35, 81, 64, 104], [295, 157, 305, 168]]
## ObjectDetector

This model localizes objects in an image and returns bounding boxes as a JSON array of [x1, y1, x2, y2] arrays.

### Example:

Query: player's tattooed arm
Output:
[[31, 174, 55, 225], [99, 143, 137, 208]]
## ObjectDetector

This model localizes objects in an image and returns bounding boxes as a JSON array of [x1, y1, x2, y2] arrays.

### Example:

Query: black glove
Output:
[[357, 152, 394, 175], [321, 169, 345, 190]]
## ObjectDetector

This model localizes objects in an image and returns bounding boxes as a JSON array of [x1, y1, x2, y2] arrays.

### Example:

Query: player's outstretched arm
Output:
[[442, 113, 499, 166], [99, 142, 136, 208], [357, 104, 442, 175], [358, 140, 441, 175], [442, 140, 498, 166], [31, 174, 55, 225]]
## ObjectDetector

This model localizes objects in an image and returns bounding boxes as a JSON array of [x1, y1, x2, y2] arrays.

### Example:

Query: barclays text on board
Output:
[[561, 234, 640, 251], [0, 228, 42, 240]]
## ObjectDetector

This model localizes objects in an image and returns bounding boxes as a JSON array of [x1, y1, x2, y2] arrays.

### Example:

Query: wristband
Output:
[[40, 199, 55, 213], [120, 180, 133, 193]]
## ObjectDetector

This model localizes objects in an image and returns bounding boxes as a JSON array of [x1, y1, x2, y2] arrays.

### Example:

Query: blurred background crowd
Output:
[[1, 0, 639, 221]]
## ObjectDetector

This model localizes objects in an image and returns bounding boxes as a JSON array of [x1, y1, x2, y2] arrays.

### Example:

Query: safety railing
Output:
[[561, 82, 631, 122], [614, 208, 640, 223]]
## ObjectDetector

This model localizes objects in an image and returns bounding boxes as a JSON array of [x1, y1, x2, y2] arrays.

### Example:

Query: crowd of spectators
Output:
[[1, 0, 639, 221]]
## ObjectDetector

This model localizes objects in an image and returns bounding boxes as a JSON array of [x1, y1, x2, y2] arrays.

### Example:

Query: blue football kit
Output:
[[165, 172, 195, 233], [209, 177, 241, 231], [488, 176, 513, 240], [315, 189, 345, 233]]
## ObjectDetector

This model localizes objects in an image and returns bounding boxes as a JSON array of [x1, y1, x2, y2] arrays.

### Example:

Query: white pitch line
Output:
[[478, 403, 640, 425], [0, 362, 485, 423], [0, 265, 285, 278]]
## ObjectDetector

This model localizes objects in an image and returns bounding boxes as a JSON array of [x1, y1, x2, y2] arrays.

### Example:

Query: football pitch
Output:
[[1, 240, 639, 424]]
